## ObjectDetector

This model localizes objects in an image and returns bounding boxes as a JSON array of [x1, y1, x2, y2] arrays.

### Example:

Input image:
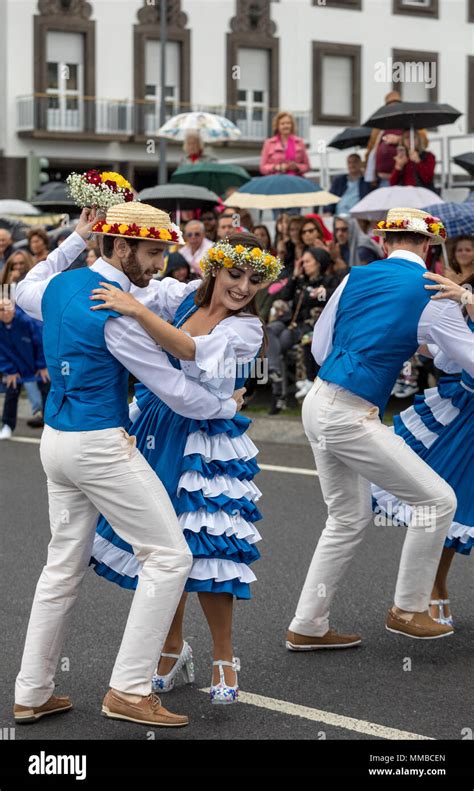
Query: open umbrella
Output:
[[453, 152, 474, 177], [328, 127, 372, 150], [32, 182, 76, 214], [223, 175, 339, 210], [137, 184, 219, 215], [170, 162, 251, 197], [0, 200, 40, 217], [350, 185, 443, 221], [362, 101, 461, 150], [422, 201, 474, 237], [157, 112, 241, 142]]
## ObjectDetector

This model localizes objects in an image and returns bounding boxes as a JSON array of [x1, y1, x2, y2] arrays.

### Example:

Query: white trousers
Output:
[[15, 425, 192, 706], [289, 379, 457, 637]]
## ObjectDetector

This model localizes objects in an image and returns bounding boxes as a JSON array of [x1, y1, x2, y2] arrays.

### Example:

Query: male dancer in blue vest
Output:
[[286, 208, 474, 647], [13, 204, 243, 727]]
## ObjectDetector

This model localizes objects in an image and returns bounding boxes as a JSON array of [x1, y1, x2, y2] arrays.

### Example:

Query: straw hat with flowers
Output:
[[92, 202, 184, 245], [375, 207, 447, 245]]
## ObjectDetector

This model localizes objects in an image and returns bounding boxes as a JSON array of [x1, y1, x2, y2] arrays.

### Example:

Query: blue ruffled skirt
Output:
[[372, 373, 474, 555], [90, 384, 262, 598]]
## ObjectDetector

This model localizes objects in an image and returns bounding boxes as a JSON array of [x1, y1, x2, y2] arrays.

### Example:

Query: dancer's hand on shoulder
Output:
[[75, 207, 98, 240], [232, 387, 246, 411], [90, 282, 142, 317], [423, 272, 473, 305]]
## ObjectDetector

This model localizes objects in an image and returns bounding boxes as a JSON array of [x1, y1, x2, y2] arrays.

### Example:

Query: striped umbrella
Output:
[[223, 175, 339, 210]]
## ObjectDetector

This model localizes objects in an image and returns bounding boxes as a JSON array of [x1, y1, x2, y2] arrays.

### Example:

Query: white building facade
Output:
[[0, 0, 473, 198]]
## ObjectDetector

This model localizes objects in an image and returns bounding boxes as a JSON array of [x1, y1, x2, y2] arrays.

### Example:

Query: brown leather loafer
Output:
[[386, 608, 454, 639], [102, 690, 189, 727], [14, 694, 72, 723], [286, 628, 361, 651]]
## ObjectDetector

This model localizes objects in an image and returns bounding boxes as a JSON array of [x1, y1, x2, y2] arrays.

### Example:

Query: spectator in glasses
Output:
[[299, 218, 329, 252], [179, 220, 213, 277]]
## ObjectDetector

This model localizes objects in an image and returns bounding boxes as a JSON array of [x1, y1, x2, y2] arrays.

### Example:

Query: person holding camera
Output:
[[389, 131, 436, 191]]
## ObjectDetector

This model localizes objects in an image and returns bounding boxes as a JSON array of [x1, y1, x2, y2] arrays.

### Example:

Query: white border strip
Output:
[[199, 688, 434, 740]]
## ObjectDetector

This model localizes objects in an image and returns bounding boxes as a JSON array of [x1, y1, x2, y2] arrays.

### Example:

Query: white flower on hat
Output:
[[410, 218, 428, 232]]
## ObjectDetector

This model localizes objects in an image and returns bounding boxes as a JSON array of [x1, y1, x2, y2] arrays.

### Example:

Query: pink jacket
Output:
[[260, 135, 310, 176]]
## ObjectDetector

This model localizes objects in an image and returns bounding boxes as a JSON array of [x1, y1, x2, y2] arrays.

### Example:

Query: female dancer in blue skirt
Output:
[[89, 232, 282, 703], [373, 271, 473, 626]]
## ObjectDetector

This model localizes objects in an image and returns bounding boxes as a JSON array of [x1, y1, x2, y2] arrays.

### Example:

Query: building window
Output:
[[391, 49, 438, 102], [469, 57, 474, 132], [393, 0, 439, 18], [46, 32, 84, 132], [312, 0, 361, 8], [236, 48, 269, 138], [134, 2, 190, 137], [33, 2, 95, 134], [312, 42, 361, 125], [144, 40, 181, 135]]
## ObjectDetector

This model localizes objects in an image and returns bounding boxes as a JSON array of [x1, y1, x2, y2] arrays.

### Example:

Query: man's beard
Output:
[[121, 246, 150, 288]]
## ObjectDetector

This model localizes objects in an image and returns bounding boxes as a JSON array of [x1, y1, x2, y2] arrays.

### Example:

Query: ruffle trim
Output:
[[184, 528, 260, 565], [177, 470, 262, 503], [181, 452, 259, 481], [178, 507, 262, 544], [372, 490, 473, 555], [175, 491, 262, 523], [183, 427, 258, 462]]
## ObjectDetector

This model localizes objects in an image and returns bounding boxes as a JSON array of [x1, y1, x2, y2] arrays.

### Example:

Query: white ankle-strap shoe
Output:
[[152, 641, 195, 693], [210, 657, 240, 704]]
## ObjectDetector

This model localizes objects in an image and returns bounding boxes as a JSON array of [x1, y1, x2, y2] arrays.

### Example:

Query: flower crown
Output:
[[376, 215, 446, 239], [92, 218, 182, 243], [200, 239, 283, 282], [66, 170, 135, 209]]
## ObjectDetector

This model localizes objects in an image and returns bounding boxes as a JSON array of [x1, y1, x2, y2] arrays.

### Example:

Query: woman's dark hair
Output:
[[460, 272, 474, 288], [449, 235, 474, 275], [27, 227, 49, 247], [195, 231, 267, 353], [102, 234, 140, 258], [304, 246, 331, 274], [253, 224, 272, 249]]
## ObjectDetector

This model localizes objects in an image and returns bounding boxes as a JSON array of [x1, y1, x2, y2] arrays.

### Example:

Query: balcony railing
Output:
[[16, 95, 311, 142]]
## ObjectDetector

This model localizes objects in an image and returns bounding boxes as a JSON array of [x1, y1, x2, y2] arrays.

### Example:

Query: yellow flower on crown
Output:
[[234, 245, 245, 254], [250, 248, 262, 258], [159, 229, 172, 241], [216, 249, 225, 260], [101, 171, 131, 190], [139, 227, 150, 237], [396, 219, 404, 227], [101, 223, 111, 233], [118, 223, 129, 234], [377, 221, 385, 228], [223, 257, 233, 267], [264, 255, 273, 266]]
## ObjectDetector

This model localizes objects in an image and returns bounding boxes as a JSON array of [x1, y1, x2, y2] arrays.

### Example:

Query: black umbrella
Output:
[[137, 184, 219, 212], [453, 151, 474, 176], [328, 127, 372, 150], [32, 181, 77, 214], [362, 101, 461, 131]]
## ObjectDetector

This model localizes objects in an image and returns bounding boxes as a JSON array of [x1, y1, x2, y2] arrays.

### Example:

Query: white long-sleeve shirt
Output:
[[15, 233, 236, 420], [311, 250, 474, 377]]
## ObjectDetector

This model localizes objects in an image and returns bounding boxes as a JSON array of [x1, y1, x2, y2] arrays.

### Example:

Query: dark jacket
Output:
[[279, 273, 340, 326], [327, 174, 372, 215], [0, 308, 46, 377]]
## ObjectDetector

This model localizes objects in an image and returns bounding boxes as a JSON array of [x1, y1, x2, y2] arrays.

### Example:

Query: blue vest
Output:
[[41, 268, 130, 431], [318, 258, 431, 414]]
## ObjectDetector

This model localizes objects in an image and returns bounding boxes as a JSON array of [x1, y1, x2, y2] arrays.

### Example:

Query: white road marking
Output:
[[199, 688, 433, 740], [260, 463, 318, 476], [8, 436, 40, 445]]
